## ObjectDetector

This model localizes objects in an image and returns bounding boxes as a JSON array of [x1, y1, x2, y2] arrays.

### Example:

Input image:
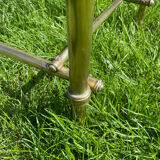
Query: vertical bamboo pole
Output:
[[66, 0, 95, 123], [137, 0, 154, 25], [137, 5, 147, 25]]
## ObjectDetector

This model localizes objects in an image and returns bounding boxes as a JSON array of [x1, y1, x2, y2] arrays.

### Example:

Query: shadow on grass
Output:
[[0, 72, 71, 122]]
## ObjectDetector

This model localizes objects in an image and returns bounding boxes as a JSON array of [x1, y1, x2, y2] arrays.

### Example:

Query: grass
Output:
[[0, 0, 160, 159]]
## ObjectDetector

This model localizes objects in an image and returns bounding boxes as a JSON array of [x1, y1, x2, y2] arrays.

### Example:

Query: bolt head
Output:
[[49, 64, 57, 72]]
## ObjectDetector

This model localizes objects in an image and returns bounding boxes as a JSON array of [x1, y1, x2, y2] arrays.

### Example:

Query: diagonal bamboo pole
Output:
[[125, 0, 154, 6]]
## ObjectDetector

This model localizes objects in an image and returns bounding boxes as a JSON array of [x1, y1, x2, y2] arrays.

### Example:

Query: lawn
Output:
[[0, 0, 160, 159]]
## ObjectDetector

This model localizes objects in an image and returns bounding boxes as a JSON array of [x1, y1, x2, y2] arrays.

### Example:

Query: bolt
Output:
[[49, 64, 57, 72]]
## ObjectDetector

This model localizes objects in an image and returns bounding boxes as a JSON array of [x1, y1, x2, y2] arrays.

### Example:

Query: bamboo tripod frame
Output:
[[0, 0, 154, 123]]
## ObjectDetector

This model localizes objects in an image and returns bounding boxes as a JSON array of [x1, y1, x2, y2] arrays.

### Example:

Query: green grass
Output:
[[0, 0, 160, 159]]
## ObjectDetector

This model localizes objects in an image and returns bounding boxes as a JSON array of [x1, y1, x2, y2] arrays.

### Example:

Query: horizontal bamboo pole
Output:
[[125, 0, 154, 6], [0, 43, 104, 92], [50, 0, 123, 71]]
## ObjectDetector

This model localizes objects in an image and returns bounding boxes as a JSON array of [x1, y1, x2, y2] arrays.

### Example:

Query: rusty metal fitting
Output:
[[125, 0, 154, 6], [88, 77, 104, 93]]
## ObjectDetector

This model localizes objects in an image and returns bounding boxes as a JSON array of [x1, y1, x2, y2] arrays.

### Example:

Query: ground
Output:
[[0, 0, 160, 159]]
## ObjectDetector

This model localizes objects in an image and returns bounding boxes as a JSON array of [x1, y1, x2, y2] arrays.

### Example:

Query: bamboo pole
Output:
[[137, 5, 147, 25], [136, 0, 154, 25], [93, 0, 123, 30], [50, 0, 123, 71], [52, 0, 154, 70], [0, 42, 104, 92], [125, 0, 154, 6], [67, 0, 95, 123]]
